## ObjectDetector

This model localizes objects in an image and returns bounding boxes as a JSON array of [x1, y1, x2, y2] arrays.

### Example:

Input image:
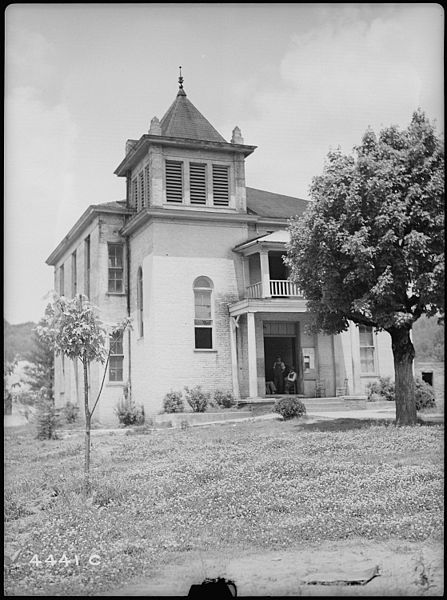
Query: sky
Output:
[[4, 3, 444, 324]]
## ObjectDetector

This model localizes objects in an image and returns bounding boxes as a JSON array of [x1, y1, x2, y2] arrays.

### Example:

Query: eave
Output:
[[114, 134, 257, 176], [46, 204, 133, 266]]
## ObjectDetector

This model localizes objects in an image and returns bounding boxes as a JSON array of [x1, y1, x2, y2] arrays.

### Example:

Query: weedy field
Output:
[[4, 418, 444, 596]]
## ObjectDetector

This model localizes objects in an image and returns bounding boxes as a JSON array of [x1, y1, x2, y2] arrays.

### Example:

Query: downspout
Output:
[[126, 234, 132, 401], [125, 171, 132, 401]]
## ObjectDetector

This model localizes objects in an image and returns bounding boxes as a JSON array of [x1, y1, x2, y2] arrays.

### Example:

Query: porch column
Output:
[[247, 311, 258, 397], [229, 316, 240, 399], [259, 250, 271, 298]]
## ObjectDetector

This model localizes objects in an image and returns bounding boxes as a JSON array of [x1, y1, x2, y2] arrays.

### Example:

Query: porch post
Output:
[[229, 316, 240, 399], [259, 250, 271, 298], [247, 311, 258, 397]]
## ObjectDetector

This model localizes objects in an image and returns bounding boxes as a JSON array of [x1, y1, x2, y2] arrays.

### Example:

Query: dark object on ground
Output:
[[188, 577, 237, 597], [302, 564, 380, 586]]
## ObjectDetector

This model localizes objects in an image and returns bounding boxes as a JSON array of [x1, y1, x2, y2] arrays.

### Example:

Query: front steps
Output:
[[238, 395, 368, 414]]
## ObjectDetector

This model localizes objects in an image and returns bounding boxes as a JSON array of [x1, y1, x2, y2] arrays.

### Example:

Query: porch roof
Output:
[[233, 229, 291, 254]]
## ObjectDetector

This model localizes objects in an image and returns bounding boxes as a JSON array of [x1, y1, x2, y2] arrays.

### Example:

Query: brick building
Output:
[[46, 79, 395, 424]]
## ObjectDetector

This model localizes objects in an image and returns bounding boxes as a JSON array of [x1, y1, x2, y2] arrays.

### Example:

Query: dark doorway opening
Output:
[[421, 371, 433, 386], [268, 253, 288, 280], [264, 336, 296, 394]]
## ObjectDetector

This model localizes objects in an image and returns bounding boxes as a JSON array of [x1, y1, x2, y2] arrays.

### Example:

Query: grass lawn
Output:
[[4, 418, 444, 596]]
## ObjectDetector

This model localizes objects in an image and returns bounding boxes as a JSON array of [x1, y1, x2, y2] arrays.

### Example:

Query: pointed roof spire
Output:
[[177, 65, 186, 96]]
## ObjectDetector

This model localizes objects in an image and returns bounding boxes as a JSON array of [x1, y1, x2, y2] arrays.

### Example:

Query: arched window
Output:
[[193, 276, 213, 349], [137, 267, 143, 337]]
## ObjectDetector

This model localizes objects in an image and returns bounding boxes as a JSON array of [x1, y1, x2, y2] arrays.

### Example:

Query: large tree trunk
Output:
[[389, 326, 417, 426], [83, 359, 92, 497]]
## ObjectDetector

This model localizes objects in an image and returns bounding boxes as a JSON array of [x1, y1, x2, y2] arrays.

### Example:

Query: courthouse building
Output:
[[46, 77, 394, 423]]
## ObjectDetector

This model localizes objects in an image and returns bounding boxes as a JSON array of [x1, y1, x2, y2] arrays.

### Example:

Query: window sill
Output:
[[106, 381, 125, 386], [360, 373, 378, 378], [106, 292, 127, 297], [194, 349, 217, 353]]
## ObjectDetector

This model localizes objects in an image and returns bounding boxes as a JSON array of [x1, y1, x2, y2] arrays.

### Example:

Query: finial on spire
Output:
[[178, 66, 184, 90]]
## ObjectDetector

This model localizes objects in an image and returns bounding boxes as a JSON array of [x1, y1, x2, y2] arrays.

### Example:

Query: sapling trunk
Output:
[[83, 358, 92, 497]]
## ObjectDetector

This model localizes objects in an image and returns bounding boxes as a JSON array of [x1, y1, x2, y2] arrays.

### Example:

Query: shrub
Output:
[[366, 376, 436, 411], [184, 386, 210, 413], [115, 397, 145, 426], [273, 397, 306, 420], [213, 390, 237, 409], [63, 401, 80, 423], [162, 391, 185, 413], [366, 377, 395, 402], [35, 398, 60, 440], [414, 378, 436, 411]]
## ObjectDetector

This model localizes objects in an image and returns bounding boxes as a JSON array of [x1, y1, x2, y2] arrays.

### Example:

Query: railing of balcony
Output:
[[270, 280, 302, 297], [245, 280, 302, 298], [246, 281, 263, 298]]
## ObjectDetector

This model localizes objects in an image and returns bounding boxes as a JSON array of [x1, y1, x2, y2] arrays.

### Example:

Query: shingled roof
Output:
[[160, 88, 227, 143], [246, 187, 309, 219]]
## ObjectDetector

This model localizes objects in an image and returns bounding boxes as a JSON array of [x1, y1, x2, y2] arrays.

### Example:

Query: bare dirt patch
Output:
[[105, 538, 443, 597]]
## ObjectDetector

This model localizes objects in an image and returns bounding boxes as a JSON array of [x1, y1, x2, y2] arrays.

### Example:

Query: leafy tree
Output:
[[23, 318, 55, 404], [37, 293, 131, 495], [286, 110, 444, 426]]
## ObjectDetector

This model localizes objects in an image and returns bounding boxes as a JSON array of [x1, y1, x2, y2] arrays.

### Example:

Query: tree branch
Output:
[[90, 351, 111, 417]]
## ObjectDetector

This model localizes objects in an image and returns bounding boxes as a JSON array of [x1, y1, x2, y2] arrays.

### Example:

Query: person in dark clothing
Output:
[[273, 356, 286, 394]]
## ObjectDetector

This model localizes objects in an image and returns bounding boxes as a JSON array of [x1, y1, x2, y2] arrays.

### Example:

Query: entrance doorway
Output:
[[263, 321, 301, 395]]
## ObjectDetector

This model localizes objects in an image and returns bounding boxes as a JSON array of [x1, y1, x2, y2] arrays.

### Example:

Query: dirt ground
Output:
[[104, 538, 443, 597]]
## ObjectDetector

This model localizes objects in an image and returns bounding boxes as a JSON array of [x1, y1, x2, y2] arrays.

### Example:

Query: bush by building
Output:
[[273, 397, 306, 420], [162, 391, 185, 413]]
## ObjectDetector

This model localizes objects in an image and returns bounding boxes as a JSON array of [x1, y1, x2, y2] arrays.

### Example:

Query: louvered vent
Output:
[[212, 165, 229, 206], [138, 172, 144, 211], [165, 160, 183, 203], [190, 163, 207, 205], [144, 165, 150, 206]]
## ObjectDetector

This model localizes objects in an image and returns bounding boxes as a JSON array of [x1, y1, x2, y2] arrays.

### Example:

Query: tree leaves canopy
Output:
[[286, 109, 444, 334]]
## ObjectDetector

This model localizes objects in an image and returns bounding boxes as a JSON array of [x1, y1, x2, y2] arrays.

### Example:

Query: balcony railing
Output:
[[270, 280, 301, 297], [246, 280, 302, 299], [246, 281, 263, 298]]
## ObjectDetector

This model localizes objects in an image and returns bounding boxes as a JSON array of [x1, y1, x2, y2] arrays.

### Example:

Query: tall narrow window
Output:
[[108, 243, 124, 293], [137, 267, 144, 337], [138, 171, 144, 211], [109, 331, 124, 382], [359, 325, 375, 373], [190, 163, 207, 205], [193, 276, 213, 349], [212, 164, 229, 206], [84, 236, 91, 298], [59, 264, 65, 296], [71, 251, 77, 297], [165, 160, 183, 203]]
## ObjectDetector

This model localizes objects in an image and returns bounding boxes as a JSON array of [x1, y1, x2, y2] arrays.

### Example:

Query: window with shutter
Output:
[[189, 163, 207, 205], [165, 160, 183, 203], [212, 164, 229, 206]]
